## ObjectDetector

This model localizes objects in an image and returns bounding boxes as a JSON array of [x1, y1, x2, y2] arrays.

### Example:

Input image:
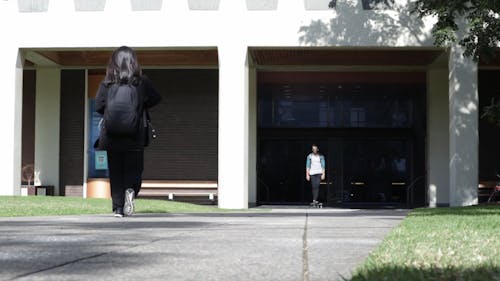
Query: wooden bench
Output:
[[139, 180, 218, 202], [478, 181, 497, 203]]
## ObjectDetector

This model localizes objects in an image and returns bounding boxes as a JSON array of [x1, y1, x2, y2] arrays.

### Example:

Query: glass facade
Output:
[[257, 81, 426, 207], [258, 84, 415, 129]]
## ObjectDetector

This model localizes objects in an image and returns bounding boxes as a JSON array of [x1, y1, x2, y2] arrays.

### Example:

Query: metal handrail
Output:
[[257, 176, 271, 202], [406, 174, 426, 209]]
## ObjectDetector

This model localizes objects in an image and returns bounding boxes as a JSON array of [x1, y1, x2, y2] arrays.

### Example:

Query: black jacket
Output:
[[95, 75, 162, 151]]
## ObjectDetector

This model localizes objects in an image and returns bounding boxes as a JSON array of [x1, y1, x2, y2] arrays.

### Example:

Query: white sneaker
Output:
[[114, 208, 124, 218], [124, 188, 135, 216]]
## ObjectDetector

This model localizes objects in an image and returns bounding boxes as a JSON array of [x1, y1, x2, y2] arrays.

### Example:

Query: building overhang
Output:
[[22, 47, 219, 68], [249, 47, 445, 69]]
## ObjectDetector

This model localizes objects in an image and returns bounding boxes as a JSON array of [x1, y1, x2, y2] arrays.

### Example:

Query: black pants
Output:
[[107, 149, 144, 211], [310, 174, 321, 201]]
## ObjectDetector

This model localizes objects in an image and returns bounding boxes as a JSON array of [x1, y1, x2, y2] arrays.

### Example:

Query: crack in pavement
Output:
[[302, 211, 310, 281], [8, 252, 108, 281], [8, 237, 167, 280]]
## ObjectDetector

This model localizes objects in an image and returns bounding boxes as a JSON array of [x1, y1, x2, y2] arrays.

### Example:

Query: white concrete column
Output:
[[0, 48, 23, 196], [427, 67, 450, 207], [218, 45, 250, 209], [34, 68, 61, 195], [448, 45, 479, 206]]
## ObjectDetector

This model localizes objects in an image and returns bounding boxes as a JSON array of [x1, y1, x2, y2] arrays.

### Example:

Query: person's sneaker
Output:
[[124, 188, 135, 216], [114, 207, 124, 218]]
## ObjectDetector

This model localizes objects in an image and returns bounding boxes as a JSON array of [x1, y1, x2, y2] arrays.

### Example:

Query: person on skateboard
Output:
[[305, 144, 326, 207]]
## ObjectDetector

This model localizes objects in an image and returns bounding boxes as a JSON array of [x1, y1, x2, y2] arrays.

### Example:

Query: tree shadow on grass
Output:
[[349, 264, 500, 281]]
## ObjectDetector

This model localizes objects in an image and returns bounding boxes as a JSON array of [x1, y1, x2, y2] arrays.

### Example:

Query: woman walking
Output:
[[95, 46, 161, 217]]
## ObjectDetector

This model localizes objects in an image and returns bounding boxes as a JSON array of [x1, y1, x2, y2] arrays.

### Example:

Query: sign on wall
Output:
[[95, 151, 108, 170]]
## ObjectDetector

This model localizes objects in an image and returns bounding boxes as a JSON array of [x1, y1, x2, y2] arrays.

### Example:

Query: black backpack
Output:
[[104, 83, 142, 136]]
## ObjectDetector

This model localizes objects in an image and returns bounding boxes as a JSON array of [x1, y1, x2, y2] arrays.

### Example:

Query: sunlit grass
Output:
[[0, 196, 230, 217], [350, 205, 500, 281]]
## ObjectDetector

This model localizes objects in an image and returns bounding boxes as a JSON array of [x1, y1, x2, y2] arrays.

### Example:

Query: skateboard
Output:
[[310, 201, 323, 208]]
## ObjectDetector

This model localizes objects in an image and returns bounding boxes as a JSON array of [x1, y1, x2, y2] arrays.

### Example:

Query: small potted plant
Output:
[[21, 164, 34, 196]]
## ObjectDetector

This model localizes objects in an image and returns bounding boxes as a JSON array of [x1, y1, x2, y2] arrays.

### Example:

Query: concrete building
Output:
[[1, 0, 496, 209]]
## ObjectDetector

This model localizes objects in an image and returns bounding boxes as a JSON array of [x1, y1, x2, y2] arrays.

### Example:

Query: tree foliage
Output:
[[482, 98, 500, 126], [411, 0, 500, 61], [412, 1, 500, 125]]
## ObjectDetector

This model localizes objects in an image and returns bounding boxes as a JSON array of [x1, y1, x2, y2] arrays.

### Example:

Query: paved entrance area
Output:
[[0, 208, 407, 281]]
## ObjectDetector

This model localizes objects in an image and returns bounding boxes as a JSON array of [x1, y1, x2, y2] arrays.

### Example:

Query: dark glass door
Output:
[[258, 140, 330, 204], [256, 76, 426, 207], [257, 138, 412, 206], [340, 139, 411, 206]]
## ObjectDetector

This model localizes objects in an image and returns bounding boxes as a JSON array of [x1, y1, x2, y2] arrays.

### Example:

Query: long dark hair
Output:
[[104, 46, 141, 86]]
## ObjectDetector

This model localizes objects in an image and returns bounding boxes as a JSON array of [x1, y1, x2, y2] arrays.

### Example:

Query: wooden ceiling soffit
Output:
[[25, 51, 60, 67], [33, 49, 218, 67], [250, 49, 444, 66]]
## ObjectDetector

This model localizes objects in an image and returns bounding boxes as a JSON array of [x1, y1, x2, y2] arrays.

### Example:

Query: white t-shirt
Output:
[[309, 154, 323, 175]]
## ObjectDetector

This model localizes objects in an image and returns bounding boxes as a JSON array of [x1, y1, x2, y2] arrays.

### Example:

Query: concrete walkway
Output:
[[0, 208, 407, 281]]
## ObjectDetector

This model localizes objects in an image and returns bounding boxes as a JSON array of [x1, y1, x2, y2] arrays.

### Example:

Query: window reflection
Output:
[[350, 107, 366, 127], [343, 140, 409, 203], [258, 83, 422, 129]]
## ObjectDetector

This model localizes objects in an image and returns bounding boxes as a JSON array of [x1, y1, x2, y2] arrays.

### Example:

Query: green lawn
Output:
[[350, 205, 500, 281], [0, 196, 231, 217]]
